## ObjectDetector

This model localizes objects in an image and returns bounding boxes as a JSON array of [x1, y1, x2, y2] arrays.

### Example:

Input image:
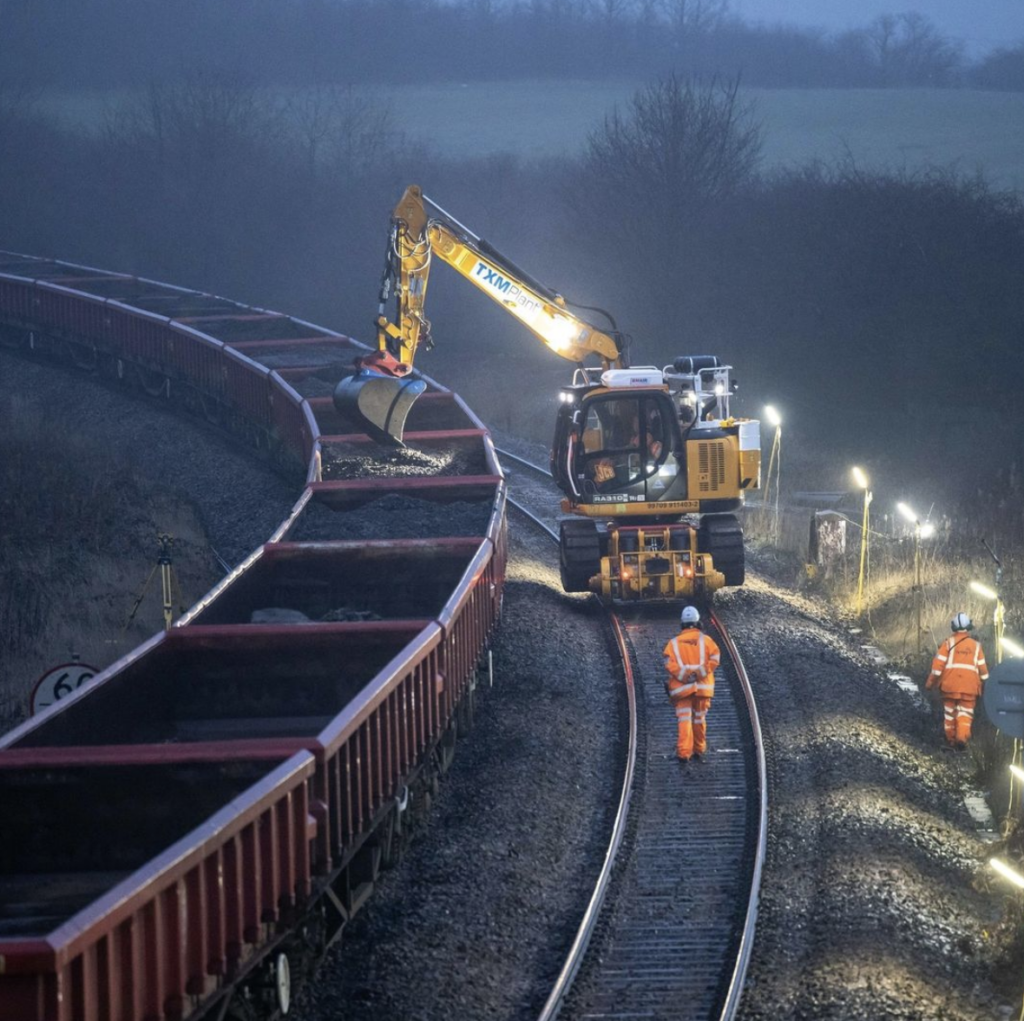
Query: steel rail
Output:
[[710, 606, 768, 1020], [505, 496, 639, 1021], [500, 449, 768, 1021], [495, 447, 551, 477]]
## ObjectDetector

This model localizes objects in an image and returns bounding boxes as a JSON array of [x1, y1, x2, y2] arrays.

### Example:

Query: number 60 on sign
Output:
[[30, 661, 99, 716]]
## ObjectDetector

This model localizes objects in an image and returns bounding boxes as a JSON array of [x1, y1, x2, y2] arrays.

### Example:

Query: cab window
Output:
[[580, 396, 666, 490]]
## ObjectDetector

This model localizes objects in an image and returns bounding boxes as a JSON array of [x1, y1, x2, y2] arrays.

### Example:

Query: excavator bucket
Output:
[[333, 369, 427, 446]]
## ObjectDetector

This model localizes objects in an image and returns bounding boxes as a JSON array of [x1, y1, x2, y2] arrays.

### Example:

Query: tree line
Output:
[[1, 0, 1022, 90], [0, 72, 1022, 507]]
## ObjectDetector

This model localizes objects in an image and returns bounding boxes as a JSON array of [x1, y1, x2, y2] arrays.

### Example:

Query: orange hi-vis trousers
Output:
[[675, 695, 712, 760], [943, 694, 977, 745]]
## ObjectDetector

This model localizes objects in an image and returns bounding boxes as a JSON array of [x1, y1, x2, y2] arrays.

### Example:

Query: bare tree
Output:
[[284, 84, 398, 179], [634, 0, 661, 28], [861, 12, 962, 85], [576, 74, 761, 236], [99, 71, 289, 284], [660, 0, 728, 38], [972, 42, 1024, 91], [601, 0, 629, 31], [104, 71, 284, 168]]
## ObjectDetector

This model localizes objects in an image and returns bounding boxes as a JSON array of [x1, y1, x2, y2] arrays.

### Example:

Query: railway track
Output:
[[499, 447, 767, 1021]]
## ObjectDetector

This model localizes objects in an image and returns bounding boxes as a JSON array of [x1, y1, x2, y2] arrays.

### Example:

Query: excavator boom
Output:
[[335, 185, 624, 444]]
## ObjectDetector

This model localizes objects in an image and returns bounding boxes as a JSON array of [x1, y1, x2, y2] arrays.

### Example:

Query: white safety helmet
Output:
[[681, 606, 701, 627], [951, 612, 973, 632]]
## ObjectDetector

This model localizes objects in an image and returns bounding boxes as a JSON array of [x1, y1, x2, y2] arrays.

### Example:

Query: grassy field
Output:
[[382, 83, 1024, 191], [43, 81, 1024, 192]]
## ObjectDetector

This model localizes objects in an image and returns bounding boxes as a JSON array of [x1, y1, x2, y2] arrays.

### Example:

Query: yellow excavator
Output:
[[335, 185, 761, 602]]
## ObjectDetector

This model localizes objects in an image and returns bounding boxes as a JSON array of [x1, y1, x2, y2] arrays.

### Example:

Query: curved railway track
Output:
[[500, 449, 767, 1021]]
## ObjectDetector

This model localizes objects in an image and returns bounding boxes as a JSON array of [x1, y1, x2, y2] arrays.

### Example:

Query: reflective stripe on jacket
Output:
[[663, 628, 722, 701], [927, 633, 989, 697]]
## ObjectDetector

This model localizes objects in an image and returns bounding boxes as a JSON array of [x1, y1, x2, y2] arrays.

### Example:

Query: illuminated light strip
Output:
[[990, 857, 1024, 888], [970, 580, 998, 601]]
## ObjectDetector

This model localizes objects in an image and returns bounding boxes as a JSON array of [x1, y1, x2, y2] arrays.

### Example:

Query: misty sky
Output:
[[732, 0, 1024, 54]]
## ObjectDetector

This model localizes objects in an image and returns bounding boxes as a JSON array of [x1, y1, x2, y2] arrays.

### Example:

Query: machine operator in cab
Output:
[[589, 400, 665, 487]]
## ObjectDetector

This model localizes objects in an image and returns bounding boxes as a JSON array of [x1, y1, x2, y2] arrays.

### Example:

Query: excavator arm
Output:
[[335, 185, 626, 444]]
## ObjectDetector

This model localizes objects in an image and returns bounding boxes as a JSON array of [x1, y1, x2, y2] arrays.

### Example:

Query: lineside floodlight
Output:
[[764, 405, 781, 428], [990, 857, 1024, 889], [1001, 636, 1024, 659], [1010, 764, 1024, 784], [851, 466, 872, 616], [898, 502, 930, 653]]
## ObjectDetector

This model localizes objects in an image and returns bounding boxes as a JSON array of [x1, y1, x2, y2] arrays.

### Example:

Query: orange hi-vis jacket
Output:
[[664, 627, 721, 702], [927, 632, 989, 698]]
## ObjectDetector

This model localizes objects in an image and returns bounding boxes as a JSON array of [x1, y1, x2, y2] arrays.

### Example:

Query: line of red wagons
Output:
[[0, 252, 508, 1020]]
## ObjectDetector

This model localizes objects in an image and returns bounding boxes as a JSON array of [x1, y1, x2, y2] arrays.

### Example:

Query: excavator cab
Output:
[[551, 367, 689, 512], [574, 393, 678, 500]]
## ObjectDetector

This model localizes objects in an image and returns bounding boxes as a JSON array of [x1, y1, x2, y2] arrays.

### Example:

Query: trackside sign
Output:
[[30, 660, 99, 715]]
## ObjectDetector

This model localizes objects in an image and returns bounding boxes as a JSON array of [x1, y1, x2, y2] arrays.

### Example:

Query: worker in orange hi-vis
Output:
[[663, 605, 721, 763], [926, 612, 990, 750]]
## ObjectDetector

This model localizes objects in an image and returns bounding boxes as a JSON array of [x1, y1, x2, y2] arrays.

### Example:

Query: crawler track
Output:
[[500, 449, 767, 1021]]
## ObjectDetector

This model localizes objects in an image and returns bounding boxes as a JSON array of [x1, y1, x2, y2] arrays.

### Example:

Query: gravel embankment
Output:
[[0, 351, 302, 726], [723, 561, 1014, 1021], [0, 351, 300, 568]]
